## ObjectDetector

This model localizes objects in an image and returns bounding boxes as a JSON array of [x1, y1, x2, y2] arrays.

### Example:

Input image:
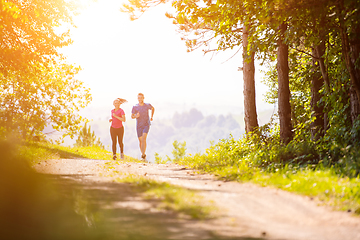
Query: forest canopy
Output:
[[0, 0, 91, 140]]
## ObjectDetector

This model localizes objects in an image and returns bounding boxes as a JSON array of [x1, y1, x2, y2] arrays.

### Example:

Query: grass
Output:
[[172, 151, 360, 215], [114, 174, 216, 220], [19, 141, 141, 164], [251, 167, 360, 214]]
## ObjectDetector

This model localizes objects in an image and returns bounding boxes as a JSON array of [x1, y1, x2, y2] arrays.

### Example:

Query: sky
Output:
[[61, 0, 273, 120]]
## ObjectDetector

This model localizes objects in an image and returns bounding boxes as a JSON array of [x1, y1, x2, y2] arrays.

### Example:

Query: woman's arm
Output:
[[113, 113, 126, 122], [120, 115, 126, 122]]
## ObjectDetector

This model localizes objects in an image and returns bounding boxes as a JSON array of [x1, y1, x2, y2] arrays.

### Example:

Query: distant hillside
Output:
[[92, 108, 275, 161], [55, 107, 274, 162]]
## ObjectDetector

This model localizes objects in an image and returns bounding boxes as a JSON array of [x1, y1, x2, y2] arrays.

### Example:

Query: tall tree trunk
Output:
[[350, 86, 360, 124], [277, 23, 293, 144], [349, 23, 360, 123], [311, 48, 325, 141], [314, 41, 329, 132], [340, 28, 360, 111], [314, 41, 330, 92], [242, 25, 259, 133], [337, 0, 360, 107]]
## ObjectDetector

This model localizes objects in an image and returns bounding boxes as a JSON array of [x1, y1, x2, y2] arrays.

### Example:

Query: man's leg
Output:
[[137, 125, 149, 159], [137, 126, 143, 157], [140, 132, 148, 157], [138, 136, 143, 155]]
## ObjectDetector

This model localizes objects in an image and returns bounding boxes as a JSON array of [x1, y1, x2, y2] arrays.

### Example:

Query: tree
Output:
[[277, 23, 293, 144], [0, 61, 91, 140], [335, 0, 360, 107], [310, 49, 325, 141], [0, 0, 91, 141], [0, 0, 75, 75], [75, 123, 103, 148], [243, 25, 258, 133]]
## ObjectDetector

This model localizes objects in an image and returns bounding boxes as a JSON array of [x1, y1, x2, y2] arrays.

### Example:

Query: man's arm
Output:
[[132, 112, 140, 119], [131, 106, 137, 119], [150, 107, 155, 121]]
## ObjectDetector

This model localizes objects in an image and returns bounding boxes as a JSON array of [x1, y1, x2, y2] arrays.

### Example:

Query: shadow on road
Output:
[[44, 173, 265, 240]]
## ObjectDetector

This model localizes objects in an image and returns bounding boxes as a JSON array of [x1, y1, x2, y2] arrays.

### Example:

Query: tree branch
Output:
[[290, 46, 318, 59]]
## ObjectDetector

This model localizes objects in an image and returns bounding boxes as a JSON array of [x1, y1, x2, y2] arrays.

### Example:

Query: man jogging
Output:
[[131, 93, 155, 160]]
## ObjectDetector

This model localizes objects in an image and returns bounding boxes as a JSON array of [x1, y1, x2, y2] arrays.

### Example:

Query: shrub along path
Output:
[[34, 158, 360, 240]]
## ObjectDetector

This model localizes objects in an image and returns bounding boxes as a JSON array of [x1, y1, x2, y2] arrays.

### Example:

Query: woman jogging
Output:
[[109, 98, 127, 160]]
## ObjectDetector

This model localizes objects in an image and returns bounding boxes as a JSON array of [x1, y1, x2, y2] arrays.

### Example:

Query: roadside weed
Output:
[[115, 174, 216, 220]]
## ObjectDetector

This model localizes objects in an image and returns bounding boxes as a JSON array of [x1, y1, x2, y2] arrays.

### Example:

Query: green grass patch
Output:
[[252, 167, 360, 213], [168, 136, 360, 215], [115, 174, 216, 220], [19, 141, 140, 164]]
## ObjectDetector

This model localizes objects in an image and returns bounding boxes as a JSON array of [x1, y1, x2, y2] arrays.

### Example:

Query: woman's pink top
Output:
[[111, 108, 125, 128]]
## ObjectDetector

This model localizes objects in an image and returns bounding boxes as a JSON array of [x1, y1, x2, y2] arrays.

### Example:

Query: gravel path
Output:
[[34, 158, 360, 240]]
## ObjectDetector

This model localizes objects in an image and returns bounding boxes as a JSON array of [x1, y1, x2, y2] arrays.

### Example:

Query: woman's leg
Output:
[[110, 127, 117, 158], [118, 127, 124, 154]]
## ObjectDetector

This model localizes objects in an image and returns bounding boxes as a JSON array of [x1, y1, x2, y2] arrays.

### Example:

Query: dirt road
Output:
[[34, 158, 360, 240]]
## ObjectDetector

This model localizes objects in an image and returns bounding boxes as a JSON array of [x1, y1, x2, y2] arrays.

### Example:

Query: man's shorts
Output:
[[136, 125, 150, 138]]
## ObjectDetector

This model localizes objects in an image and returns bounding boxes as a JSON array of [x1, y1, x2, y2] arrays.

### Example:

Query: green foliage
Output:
[[154, 140, 187, 164], [0, 60, 91, 141], [154, 152, 171, 164], [172, 140, 187, 162], [75, 122, 104, 149], [0, 0, 90, 141], [0, 0, 76, 75]]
